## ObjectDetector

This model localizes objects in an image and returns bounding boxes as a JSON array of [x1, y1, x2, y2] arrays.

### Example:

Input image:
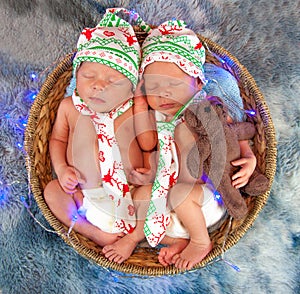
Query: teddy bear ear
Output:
[[204, 106, 211, 113], [207, 95, 223, 106], [207, 96, 229, 118]]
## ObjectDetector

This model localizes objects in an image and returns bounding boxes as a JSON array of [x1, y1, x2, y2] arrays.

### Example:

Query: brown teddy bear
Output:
[[184, 96, 269, 219]]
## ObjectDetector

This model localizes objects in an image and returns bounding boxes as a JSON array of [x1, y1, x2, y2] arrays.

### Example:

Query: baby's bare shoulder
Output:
[[58, 96, 73, 110], [57, 96, 78, 116], [53, 96, 80, 129]]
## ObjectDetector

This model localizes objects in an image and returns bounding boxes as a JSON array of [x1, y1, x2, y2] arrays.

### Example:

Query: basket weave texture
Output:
[[24, 28, 277, 276]]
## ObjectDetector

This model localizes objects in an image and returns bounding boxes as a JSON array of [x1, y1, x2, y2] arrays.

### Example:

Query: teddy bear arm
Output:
[[242, 168, 270, 196]]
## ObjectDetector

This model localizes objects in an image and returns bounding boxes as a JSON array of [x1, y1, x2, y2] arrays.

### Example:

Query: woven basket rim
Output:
[[24, 33, 277, 276]]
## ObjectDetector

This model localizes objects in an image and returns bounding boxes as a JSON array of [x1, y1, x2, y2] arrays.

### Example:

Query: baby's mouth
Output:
[[89, 97, 106, 104], [159, 103, 175, 109]]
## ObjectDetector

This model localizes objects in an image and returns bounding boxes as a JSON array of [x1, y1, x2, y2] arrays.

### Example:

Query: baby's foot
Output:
[[158, 238, 189, 267], [172, 240, 213, 270], [102, 234, 138, 264]]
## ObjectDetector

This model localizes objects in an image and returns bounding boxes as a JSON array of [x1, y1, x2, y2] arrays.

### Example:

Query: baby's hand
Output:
[[231, 156, 256, 189], [57, 166, 85, 194], [129, 168, 155, 186]]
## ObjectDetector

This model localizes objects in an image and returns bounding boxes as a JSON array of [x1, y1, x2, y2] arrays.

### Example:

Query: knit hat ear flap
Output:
[[140, 19, 206, 82], [73, 8, 150, 89]]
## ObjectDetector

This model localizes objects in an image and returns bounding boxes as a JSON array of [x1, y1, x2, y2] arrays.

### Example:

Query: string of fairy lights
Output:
[[0, 71, 36, 206]]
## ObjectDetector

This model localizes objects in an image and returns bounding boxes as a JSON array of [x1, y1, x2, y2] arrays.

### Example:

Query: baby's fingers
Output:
[[66, 176, 78, 184], [67, 171, 86, 185], [62, 184, 77, 194], [76, 177, 86, 185], [231, 158, 248, 166], [232, 168, 246, 181], [232, 170, 250, 187], [232, 178, 249, 189], [128, 171, 143, 186], [135, 167, 151, 174]]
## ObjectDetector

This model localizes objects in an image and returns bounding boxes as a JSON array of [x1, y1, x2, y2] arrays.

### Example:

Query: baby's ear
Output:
[[196, 77, 204, 90]]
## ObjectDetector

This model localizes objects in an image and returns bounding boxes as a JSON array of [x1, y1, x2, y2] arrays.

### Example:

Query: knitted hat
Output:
[[73, 8, 150, 89], [140, 19, 206, 82], [203, 63, 245, 122]]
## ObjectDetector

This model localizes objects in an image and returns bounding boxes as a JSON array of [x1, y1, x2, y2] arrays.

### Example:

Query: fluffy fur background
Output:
[[0, 0, 299, 293]]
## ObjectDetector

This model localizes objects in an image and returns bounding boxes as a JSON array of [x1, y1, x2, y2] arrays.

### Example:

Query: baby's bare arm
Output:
[[231, 140, 256, 188], [226, 113, 256, 188], [50, 98, 84, 193], [128, 151, 158, 185], [50, 99, 70, 177], [134, 81, 157, 151]]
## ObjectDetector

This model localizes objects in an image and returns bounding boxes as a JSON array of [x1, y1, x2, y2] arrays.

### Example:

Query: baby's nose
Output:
[[159, 87, 172, 99], [92, 80, 108, 91]]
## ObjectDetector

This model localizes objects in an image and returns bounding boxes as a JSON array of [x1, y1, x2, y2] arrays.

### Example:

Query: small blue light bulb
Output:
[[19, 117, 27, 127], [16, 142, 23, 149], [28, 91, 37, 101], [218, 57, 225, 64], [30, 72, 38, 81], [214, 191, 224, 205], [24, 90, 38, 103], [129, 9, 137, 21], [245, 109, 256, 117]]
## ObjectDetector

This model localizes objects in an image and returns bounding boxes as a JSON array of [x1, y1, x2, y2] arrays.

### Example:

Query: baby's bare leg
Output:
[[102, 185, 151, 264], [169, 183, 212, 270], [44, 180, 123, 247]]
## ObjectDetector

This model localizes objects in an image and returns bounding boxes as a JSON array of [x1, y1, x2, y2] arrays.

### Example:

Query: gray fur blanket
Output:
[[0, 1, 299, 293]]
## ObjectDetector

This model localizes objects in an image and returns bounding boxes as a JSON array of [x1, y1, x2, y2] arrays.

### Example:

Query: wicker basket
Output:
[[24, 27, 277, 276]]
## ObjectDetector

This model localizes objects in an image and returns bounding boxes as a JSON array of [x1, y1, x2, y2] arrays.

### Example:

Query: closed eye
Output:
[[110, 77, 131, 87], [82, 74, 95, 79], [170, 81, 183, 87], [111, 80, 127, 86], [145, 83, 158, 90]]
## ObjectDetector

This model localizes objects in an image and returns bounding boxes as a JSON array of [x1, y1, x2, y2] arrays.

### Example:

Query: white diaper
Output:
[[165, 185, 226, 239], [80, 187, 122, 233]]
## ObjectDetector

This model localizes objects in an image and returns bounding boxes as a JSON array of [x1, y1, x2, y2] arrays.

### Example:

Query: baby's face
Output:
[[76, 62, 133, 112], [143, 62, 202, 118]]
